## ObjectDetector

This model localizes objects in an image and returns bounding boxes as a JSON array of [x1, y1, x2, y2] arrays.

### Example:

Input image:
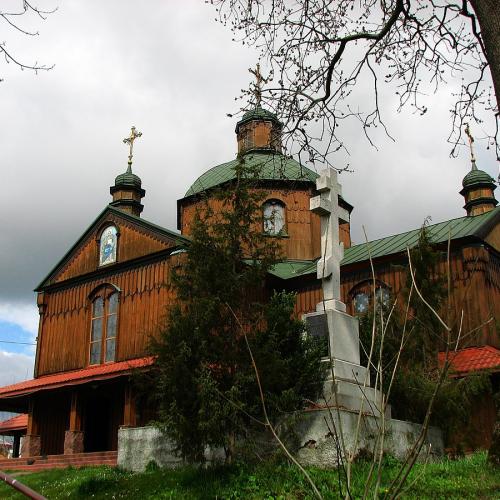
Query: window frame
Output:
[[88, 285, 120, 365]]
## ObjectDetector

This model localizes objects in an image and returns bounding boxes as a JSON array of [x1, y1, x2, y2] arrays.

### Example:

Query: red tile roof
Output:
[[0, 357, 155, 399], [0, 414, 27, 434], [438, 346, 500, 375]]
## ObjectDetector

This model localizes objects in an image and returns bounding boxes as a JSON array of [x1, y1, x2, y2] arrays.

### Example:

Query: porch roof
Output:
[[438, 346, 500, 375], [0, 414, 27, 434], [0, 357, 155, 399]]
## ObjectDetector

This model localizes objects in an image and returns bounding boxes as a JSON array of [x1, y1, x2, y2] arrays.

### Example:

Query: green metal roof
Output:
[[269, 207, 500, 279], [115, 171, 142, 188], [114, 164, 142, 188], [268, 260, 317, 280], [236, 106, 282, 130], [184, 152, 318, 197], [342, 206, 499, 266], [462, 167, 495, 188]]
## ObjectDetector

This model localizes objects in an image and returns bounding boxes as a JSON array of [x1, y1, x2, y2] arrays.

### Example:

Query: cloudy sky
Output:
[[0, 1, 498, 385]]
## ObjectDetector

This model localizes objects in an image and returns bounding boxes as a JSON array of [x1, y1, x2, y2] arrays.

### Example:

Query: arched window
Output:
[[350, 281, 391, 315], [89, 287, 119, 365], [99, 226, 118, 267], [263, 199, 286, 235]]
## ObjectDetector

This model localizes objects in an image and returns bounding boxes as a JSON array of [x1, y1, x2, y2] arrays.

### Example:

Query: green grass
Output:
[[0, 452, 498, 499]]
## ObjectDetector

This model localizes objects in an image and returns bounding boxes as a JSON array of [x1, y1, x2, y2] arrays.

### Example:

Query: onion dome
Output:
[[460, 161, 497, 217], [114, 165, 143, 189], [110, 163, 146, 217], [462, 166, 495, 188]]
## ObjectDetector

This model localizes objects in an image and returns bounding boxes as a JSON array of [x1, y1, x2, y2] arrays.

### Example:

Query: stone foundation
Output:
[[21, 434, 41, 457], [64, 430, 84, 455]]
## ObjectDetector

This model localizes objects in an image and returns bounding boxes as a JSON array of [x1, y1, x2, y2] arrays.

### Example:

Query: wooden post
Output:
[[64, 391, 84, 455], [26, 400, 38, 436], [22, 400, 41, 457], [69, 391, 82, 432], [123, 385, 137, 428], [12, 433, 21, 458]]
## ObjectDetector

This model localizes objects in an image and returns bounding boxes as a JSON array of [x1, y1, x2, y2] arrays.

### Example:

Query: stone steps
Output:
[[0, 451, 117, 472]]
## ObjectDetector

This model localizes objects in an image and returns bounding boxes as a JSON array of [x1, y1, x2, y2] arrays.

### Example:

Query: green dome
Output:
[[236, 106, 282, 129], [184, 152, 318, 197], [114, 170, 142, 188], [462, 167, 495, 188]]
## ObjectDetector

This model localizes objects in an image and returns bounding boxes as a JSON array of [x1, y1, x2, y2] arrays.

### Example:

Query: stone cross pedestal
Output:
[[304, 168, 388, 416]]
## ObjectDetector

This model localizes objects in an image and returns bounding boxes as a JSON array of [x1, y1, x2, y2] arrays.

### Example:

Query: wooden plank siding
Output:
[[36, 392, 70, 455], [337, 245, 499, 348], [180, 187, 351, 261], [36, 256, 181, 376], [286, 243, 499, 349], [51, 215, 178, 285]]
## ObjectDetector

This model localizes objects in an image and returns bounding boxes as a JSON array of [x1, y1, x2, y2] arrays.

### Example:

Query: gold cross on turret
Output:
[[123, 126, 142, 169], [248, 63, 268, 107], [464, 123, 477, 170]]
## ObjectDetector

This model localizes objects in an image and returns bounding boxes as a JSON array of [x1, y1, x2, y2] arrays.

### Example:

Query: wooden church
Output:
[[0, 103, 498, 459]]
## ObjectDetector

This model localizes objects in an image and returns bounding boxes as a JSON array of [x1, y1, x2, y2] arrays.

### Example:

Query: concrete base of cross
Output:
[[304, 300, 389, 417]]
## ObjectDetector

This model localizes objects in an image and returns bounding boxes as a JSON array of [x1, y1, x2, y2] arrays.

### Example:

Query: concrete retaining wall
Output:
[[117, 426, 225, 472], [118, 426, 181, 471], [294, 408, 443, 468], [118, 410, 443, 471]]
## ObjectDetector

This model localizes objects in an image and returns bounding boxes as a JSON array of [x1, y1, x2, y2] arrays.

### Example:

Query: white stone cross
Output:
[[310, 168, 350, 310]]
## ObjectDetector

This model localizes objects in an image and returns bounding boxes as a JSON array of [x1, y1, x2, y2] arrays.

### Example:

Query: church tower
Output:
[[460, 125, 497, 216], [110, 126, 145, 217]]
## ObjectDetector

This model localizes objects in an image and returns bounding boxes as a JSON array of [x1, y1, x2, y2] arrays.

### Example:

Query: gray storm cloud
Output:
[[0, 0, 497, 308]]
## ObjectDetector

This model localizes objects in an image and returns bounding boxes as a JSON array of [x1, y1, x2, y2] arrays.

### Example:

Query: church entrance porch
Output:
[[0, 357, 154, 457], [29, 380, 128, 456]]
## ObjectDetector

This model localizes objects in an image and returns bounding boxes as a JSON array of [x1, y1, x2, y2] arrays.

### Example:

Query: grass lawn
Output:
[[0, 452, 498, 499]]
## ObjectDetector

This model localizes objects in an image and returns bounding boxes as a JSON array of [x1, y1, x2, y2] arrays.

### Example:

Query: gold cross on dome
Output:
[[123, 126, 142, 167], [464, 123, 476, 167], [248, 63, 268, 107]]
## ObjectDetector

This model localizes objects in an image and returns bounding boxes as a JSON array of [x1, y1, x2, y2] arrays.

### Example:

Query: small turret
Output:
[[235, 106, 283, 155], [460, 124, 497, 216], [110, 126, 145, 217]]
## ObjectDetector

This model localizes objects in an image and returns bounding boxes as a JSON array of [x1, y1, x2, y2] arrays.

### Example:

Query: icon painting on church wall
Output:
[[263, 200, 285, 235], [99, 226, 118, 266]]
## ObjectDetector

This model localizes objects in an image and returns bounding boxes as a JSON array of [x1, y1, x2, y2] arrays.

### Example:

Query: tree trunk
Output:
[[469, 0, 500, 113]]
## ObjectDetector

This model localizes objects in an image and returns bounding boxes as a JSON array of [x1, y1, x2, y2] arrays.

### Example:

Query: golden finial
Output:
[[123, 126, 142, 172], [464, 123, 477, 171], [248, 63, 268, 107]]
